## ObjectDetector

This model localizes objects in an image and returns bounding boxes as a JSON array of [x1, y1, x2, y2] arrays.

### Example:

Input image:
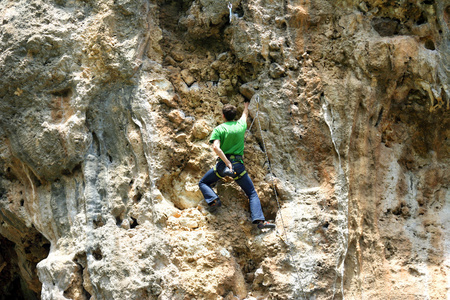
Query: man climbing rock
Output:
[[199, 99, 276, 229]]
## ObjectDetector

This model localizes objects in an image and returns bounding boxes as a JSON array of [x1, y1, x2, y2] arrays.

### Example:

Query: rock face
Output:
[[0, 0, 448, 299]]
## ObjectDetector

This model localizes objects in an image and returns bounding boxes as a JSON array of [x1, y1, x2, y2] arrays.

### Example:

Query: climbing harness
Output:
[[247, 95, 307, 299], [213, 163, 247, 180], [226, 154, 244, 163], [214, 155, 247, 180]]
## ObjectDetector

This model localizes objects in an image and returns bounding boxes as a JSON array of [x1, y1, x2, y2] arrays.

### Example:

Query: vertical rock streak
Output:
[[322, 96, 350, 299]]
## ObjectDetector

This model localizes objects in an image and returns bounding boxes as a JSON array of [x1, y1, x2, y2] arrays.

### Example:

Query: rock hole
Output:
[[50, 88, 72, 98], [61, 169, 72, 176], [130, 217, 138, 229], [372, 17, 400, 36], [20, 199, 24, 207], [93, 215, 105, 229], [62, 164, 82, 175], [416, 12, 427, 25], [264, 205, 278, 222], [424, 39, 435, 50], [43, 242, 51, 253], [422, 0, 434, 4], [375, 107, 384, 127], [0, 229, 50, 299], [234, 5, 244, 18], [392, 206, 402, 216], [91, 132, 101, 156], [5, 167, 17, 181], [256, 53, 265, 62], [43, 58, 53, 66], [257, 140, 265, 153], [92, 247, 103, 260], [133, 191, 143, 203], [72, 163, 82, 173], [115, 215, 122, 226]]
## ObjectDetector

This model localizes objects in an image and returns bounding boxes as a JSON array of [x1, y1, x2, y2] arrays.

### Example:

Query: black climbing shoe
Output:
[[207, 199, 222, 213], [257, 221, 276, 229]]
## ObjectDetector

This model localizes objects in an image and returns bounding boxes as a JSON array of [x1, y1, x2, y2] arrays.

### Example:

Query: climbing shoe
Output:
[[207, 199, 222, 213], [257, 221, 276, 229]]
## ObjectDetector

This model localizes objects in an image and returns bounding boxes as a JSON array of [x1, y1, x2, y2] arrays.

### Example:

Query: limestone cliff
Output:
[[0, 0, 448, 299]]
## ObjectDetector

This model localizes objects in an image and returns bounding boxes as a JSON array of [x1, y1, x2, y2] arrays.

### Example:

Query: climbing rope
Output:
[[246, 95, 307, 299]]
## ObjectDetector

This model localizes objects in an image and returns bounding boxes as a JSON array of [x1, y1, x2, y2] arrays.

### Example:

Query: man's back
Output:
[[210, 119, 247, 156]]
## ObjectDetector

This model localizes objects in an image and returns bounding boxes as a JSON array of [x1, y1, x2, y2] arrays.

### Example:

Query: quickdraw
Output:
[[228, 2, 233, 23]]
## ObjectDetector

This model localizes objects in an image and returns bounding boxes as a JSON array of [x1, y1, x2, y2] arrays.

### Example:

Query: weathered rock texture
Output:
[[0, 0, 449, 299]]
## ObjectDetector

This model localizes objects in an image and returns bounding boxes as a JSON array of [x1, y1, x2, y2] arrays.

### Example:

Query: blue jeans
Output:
[[199, 160, 265, 223]]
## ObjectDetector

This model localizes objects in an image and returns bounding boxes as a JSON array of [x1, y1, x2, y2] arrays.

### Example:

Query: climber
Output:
[[198, 98, 276, 229]]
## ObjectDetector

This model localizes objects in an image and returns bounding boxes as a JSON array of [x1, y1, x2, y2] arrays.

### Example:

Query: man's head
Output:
[[222, 104, 237, 121]]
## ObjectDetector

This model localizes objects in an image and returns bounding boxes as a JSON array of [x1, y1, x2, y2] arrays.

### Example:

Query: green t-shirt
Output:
[[209, 119, 247, 156]]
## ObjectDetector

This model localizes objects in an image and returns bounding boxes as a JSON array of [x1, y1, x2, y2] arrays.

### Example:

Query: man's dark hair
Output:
[[222, 104, 237, 121]]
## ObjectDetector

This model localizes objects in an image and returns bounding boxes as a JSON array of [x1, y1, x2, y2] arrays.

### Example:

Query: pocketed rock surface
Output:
[[0, 0, 448, 299]]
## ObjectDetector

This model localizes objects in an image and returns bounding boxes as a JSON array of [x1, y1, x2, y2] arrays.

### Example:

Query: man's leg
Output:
[[199, 168, 221, 204], [235, 171, 265, 223]]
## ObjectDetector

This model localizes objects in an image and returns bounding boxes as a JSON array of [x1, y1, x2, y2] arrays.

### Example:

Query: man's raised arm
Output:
[[239, 101, 250, 122]]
